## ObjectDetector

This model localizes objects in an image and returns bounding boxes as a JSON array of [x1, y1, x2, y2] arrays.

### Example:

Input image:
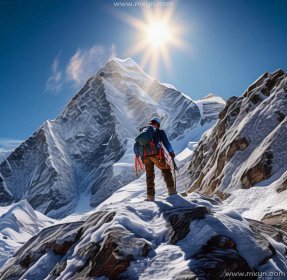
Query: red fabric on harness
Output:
[[135, 156, 144, 175], [138, 157, 144, 171], [134, 157, 139, 175], [158, 147, 163, 160]]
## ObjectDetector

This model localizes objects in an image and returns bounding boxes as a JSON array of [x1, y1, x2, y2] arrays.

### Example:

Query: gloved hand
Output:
[[169, 151, 175, 158]]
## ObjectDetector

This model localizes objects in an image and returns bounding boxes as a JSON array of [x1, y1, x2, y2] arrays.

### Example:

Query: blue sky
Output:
[[1, 0, 287, 151]]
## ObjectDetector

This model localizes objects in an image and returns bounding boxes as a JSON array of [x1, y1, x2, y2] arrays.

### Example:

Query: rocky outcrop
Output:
[[241, 151, 273, 188], [2, 194, 286, 280], [189, 235, 256, 280], [0, 221, 84, 279], [163, 207, 259, 279], [188, 70, 287, 227], [262, 210, 287, 233], [164, 207, 209, 244], [85, 228, 150, 279], [0, 210, 152, 280], [0, 174, 13, 205]]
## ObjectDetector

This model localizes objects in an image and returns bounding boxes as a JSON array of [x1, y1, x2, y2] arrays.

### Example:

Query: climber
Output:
[[134, 117, 177, 201]]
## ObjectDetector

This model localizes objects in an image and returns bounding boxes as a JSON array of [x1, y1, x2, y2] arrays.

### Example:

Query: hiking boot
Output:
[[145, 195, 155, 202], [168, 191, 177, 196]]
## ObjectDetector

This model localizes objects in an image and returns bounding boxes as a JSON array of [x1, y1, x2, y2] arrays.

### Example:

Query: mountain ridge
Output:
[[1, 64, 286, 278], [0, 57, 225, 218], [188, 69, 287, 227]]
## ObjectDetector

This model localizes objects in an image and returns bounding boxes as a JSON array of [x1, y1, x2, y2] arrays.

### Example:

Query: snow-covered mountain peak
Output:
[[201, 93, 217, 99], [194, 93, 226, 124], [200, 93, 225, 103], [97, 57, 152, 82], [110, 57, 141, 70], [0, 58, 225, 218]]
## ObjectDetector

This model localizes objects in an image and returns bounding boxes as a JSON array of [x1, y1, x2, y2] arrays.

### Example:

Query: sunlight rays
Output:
[[117, 7, 188, 77]]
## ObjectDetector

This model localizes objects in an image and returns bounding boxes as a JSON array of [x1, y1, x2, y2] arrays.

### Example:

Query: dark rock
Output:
[[261, 211, 287, 233], [214, 190, 231, 201], [0, 210, 152, 280], [0, 221, 84, 280], [87, 228, 150, 279], [207, 235, 236, 249], [19, 255, 31, 269], [188, 95, 241, 195], [275, 111, 286, 122], [164, 207, 209, 244], [226, 137, 249, 160], [46, 240, 75, 255], [276, 179, 287, 193], [49, 260, 67, 279], [248, 219, 287, 259], [190, 235, 256, 280], [241, 151, 273, 188], [0, 174, 14, 206]]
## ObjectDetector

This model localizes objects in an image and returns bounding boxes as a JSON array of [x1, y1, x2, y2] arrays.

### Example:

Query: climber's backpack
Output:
[[135, 125, 160, 157]]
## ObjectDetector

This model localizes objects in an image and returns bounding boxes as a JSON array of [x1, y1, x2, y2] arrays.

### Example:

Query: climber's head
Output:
[[149, 117, 161, 128]]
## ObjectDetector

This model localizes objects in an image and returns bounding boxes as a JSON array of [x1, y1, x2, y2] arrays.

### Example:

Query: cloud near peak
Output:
[[46, 56, 63, 92], [0, 138, 23, 153], [46, 44, 116, 93]]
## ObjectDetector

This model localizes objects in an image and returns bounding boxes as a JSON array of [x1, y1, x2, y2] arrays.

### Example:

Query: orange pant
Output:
[[143, 155, 176, 197]]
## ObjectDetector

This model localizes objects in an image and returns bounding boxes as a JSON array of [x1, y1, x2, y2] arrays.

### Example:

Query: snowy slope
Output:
[[0, 200, 55, 267], [1, 111, 286, 277], [188, 69, 287, 226], [1, 58, 286, 279], [0, 169, 286, 279], [0, 57, 225, 219]]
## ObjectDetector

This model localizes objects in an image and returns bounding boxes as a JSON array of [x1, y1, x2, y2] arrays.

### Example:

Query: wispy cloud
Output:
[[46, 44, 116, 93], [0, 138, 23, 152], [66, 44, 117, 85], [46, 55, 63, 93]]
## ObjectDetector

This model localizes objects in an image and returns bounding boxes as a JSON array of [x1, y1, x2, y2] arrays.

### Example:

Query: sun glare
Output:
[[117, 7, 188, 77], [146, 21, 172, 49]]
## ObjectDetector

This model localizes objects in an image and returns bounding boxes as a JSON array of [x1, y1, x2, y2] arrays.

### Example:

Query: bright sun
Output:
[[146, 21, 172, 49], [117, 7, 188, 77]]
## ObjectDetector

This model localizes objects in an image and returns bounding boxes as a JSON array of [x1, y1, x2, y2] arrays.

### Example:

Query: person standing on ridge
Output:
[[134, 117, 177, 201]]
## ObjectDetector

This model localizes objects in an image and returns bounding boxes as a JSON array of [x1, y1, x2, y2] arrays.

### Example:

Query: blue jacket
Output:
[[134, 128, 174, 157]]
